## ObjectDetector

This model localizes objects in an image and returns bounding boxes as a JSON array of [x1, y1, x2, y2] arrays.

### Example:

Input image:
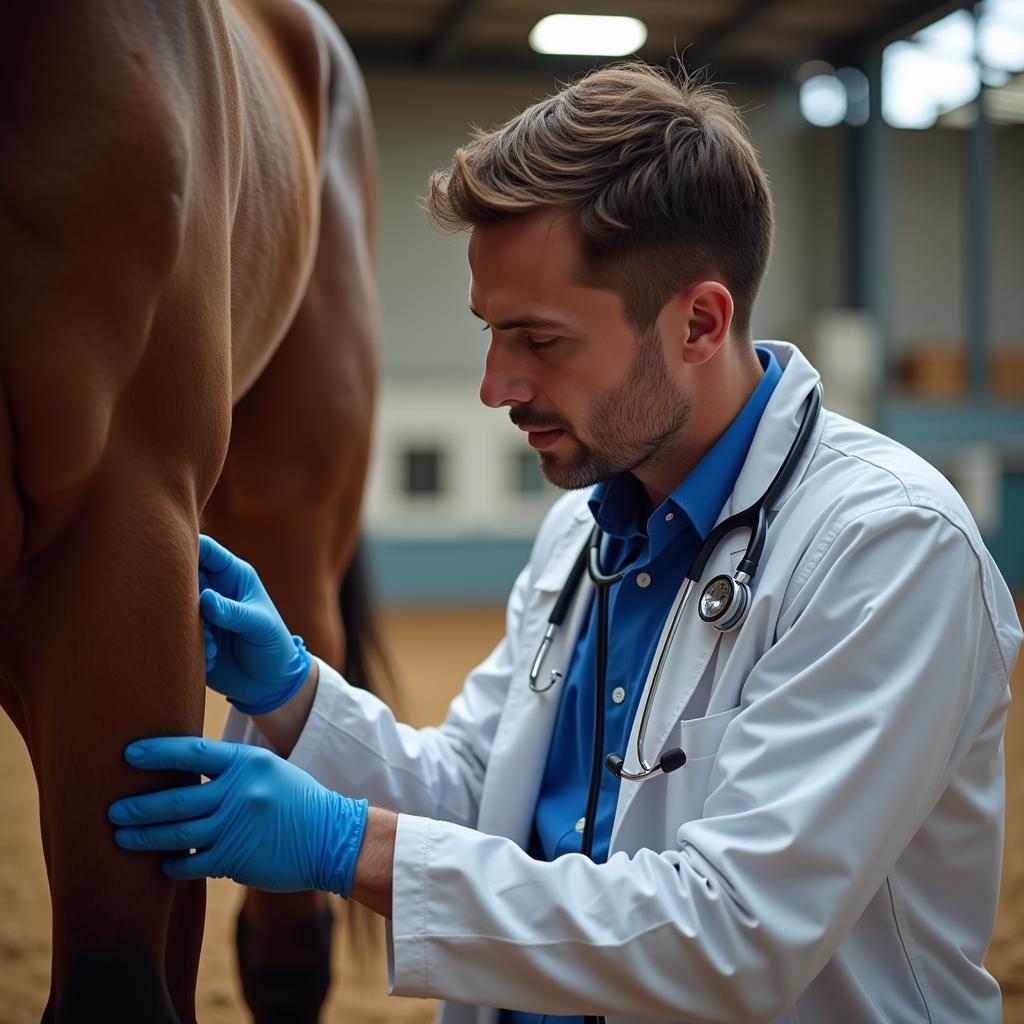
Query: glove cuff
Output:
[[229, 635, 313, 717], [323, 795, 369, 899]]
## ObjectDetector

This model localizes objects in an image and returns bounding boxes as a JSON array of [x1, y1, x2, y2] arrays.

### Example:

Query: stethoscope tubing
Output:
[[611, 577, 697, 781], [528, 383, 822, 778], [580, 550, 614, 859]]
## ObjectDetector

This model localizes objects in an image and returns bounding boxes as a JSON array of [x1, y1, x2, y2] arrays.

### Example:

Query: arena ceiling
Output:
[[322, 0, 971, 81]]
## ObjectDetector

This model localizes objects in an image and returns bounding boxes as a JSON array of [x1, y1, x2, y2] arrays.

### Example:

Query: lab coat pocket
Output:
[[664, 705, 742, 839]]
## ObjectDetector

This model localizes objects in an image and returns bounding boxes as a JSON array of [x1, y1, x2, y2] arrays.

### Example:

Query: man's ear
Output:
[[675, 281, 734, 366]]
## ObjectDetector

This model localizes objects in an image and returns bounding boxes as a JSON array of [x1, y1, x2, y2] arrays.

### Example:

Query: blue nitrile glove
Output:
[[109, 737, 368, 897], [198, 534, 312, 715]]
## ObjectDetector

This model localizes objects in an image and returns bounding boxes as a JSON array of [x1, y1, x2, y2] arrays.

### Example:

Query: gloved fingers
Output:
[[109, 774, 225, 827], [162, 848, 222, 882], [122, 736, 238, 779], [200, 589, 254, 634], [198, 534, 241, 578], [113, 813, 222, 853]]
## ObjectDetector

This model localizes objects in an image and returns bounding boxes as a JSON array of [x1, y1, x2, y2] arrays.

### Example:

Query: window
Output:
[[402, 446, 445, 497], [883, 4, 1024, 129], [514, 449, 550, 496]]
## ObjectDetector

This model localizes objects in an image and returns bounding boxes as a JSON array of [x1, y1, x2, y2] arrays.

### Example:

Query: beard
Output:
[[516, 329, 692, 492]]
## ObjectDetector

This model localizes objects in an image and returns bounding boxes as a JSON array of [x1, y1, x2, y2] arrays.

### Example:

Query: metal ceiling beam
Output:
[[688, 0, 788, 61], [351, 43, 790, 87], [828, 0, 972, 66], [424, 0, 488, 65]]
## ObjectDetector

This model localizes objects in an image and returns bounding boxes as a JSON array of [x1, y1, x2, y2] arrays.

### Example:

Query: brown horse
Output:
[[0, 1, 380, 1021]]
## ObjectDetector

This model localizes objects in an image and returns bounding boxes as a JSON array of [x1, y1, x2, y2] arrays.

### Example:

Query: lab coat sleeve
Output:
[[280, 559, 532, 825], [387, 506, 1013, 1022]]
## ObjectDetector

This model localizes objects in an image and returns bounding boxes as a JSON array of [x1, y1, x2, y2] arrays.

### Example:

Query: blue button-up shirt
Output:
[[500, 347, 781, 1024]]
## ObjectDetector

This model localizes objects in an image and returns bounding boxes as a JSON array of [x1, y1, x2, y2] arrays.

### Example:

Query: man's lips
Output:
[[523, 428, 565, 450]]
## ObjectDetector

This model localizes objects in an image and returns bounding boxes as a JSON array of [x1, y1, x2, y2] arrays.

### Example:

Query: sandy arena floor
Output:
[[1, 604, 1022, 1022]]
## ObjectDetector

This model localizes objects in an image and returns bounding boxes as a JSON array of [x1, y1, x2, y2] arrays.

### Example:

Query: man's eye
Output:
[[526, 335, 559, 350]]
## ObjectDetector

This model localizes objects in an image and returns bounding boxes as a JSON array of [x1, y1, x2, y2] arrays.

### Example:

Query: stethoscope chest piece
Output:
[[698, 573, 751, 632]]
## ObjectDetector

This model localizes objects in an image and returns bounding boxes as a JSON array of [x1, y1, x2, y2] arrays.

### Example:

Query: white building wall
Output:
[[365, 380, 558, 540]]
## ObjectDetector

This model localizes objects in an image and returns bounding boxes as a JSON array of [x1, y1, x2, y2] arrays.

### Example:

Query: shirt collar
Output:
[[589, 346, 782, 542]]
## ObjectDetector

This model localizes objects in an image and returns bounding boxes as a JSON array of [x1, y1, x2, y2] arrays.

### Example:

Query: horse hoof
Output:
[[235, 902, 333, 1024]]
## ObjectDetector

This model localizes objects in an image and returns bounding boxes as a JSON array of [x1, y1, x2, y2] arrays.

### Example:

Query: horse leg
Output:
[[204, 144, 378, 1024], [204, 402, 372, 1022], [6, 467, 210, 1024]]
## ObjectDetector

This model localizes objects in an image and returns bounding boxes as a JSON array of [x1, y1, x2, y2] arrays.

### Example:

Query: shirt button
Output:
[[636, 572, 652, 588], [665, 512, 674, 522], [612, 687, 626, 704], [575, 817, 586, 833]]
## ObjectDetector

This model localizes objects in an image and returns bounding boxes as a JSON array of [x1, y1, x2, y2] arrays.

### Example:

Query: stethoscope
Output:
[[528, 385, 822, 806]]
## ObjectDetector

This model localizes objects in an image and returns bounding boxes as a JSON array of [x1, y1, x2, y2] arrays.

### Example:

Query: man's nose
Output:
[[479, 339, 534, 409]]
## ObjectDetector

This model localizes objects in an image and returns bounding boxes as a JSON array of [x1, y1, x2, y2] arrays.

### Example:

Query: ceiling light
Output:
[[529, 14, 648, 57], [800, 73, 847, 127]]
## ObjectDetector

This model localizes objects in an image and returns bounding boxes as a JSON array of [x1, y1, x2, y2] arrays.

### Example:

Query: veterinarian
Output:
[[110, 63, 1022, 1023]]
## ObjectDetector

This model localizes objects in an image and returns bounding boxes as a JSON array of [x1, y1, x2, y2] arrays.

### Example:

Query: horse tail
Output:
[[337, 536, 398, 958], [339, 536, 397, 706]]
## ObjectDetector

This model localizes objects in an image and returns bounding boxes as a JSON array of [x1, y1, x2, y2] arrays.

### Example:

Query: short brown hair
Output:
[[425, 63, 773, 339]]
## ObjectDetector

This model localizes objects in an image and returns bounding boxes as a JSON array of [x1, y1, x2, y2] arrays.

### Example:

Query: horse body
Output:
[[0, 1, 378, 1020]]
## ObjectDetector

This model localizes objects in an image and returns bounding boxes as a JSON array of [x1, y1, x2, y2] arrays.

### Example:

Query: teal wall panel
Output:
[[878, 401, 1024, 589], [369, 494, 1023, 606], [986, 471, 1024, 590], [367, 537, 533, 604], [368, 449, 1024, 604]]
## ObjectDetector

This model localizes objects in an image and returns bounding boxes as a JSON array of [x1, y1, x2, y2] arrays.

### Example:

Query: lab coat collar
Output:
[[533, 500, 592, 592], [610, 341, 824, 846], [727, 341, 823, 514], [475, 500, 594, 846]]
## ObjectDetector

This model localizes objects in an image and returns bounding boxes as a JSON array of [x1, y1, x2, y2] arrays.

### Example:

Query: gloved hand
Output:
[[198, 534, 312, 716], [109, 737, 368, 897]]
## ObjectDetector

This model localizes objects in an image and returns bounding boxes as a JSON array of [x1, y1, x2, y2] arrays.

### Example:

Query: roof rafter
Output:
[[424, 0, 488, 65], [350, 42, 789, 86], [688, 0, 789, 61]]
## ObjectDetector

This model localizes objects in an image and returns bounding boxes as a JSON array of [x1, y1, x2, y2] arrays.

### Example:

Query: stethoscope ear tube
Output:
[[528, 538, 591, 692]]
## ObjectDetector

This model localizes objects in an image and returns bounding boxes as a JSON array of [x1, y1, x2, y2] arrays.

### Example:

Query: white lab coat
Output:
[[226, 342, 1021, 1024]]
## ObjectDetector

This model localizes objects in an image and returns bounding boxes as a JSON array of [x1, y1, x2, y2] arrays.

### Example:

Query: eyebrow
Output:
[[469, 306, 569, 331]]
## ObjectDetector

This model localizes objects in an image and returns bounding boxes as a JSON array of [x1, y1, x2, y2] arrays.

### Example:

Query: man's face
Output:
[[470, 208, 690, 491]]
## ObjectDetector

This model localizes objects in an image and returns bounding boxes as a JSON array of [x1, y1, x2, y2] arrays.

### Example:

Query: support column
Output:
[[845, 48, 889, 380], [965, 3, 992, 399]]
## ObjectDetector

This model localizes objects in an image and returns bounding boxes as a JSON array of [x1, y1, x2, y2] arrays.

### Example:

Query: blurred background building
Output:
[[320, 0, 1023, 602]]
